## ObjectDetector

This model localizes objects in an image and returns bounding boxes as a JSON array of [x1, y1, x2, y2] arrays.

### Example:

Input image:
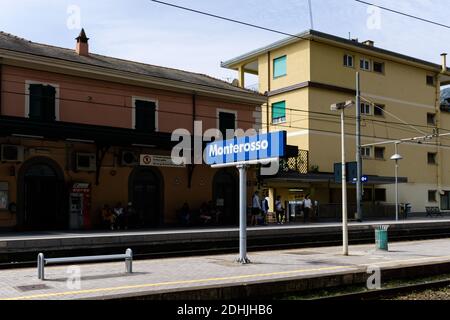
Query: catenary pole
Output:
[[356, 72, 363, 222], [341, 109, 349, 256]]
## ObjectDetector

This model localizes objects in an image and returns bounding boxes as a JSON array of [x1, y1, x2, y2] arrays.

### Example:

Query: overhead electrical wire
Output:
[[355, 0, 450, 30]]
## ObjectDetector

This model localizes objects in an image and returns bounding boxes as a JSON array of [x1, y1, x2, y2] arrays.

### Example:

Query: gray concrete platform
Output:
[[1, 238, 450, 300], [1, 218, 450, 256]]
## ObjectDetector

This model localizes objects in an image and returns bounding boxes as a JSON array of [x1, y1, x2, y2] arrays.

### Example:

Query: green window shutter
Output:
[[28, 84, 43, 119], [273, 56, 287, 78], [219, 112, 236, 137], [272, 101, 286, 122], [28, 84, 56, 121], [135, 100, 156, 132], [43, 85, 56, 121]]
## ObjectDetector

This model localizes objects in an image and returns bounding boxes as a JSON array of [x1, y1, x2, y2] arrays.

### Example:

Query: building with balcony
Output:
[[0, 29, 265, 231], [223, 30, 450, 217]]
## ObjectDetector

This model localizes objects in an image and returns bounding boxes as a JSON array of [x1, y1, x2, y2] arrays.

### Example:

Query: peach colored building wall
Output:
[[0, 65, 260, 230], [1, 66, 258, 133]]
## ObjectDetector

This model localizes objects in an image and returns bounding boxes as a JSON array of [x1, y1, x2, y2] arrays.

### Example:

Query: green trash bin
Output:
[[375, 225, 389, 251]]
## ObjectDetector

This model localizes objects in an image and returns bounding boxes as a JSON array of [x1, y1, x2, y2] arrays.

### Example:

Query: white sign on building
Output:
[[140, 155, 185, 168]]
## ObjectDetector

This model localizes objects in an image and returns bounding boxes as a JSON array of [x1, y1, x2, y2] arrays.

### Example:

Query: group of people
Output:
[[101, 202, 136, 231], [178, 201, 222, 226], [251, 191, 315, 225], [251, 191, 273, 226]]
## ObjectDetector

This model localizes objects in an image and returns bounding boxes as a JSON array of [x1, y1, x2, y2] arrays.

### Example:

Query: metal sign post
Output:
[[237, 165, 250, 264], [206, 131, 287, 265]]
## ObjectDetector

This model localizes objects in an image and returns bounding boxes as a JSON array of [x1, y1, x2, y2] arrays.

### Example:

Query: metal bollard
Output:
[[125, 248, 133, 274], [37, 253, 45, 280]]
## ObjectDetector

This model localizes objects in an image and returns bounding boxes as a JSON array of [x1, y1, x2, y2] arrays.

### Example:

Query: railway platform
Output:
[[1, 238, 450, 300], [1, 218, 450, 264]]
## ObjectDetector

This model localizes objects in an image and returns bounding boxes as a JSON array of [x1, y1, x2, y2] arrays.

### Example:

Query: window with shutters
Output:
[[132, 98, 158, 132], [272, 101, 286, 124], [218, 110, 237, 138], [273, 55, 287, 78], [26, 82, 59, 122]]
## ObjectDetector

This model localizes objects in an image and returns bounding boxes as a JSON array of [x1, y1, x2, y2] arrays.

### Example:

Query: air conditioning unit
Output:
[[121, 151, 139, 166], [1, 145, 25, 162], [75, 153, 96, 172]]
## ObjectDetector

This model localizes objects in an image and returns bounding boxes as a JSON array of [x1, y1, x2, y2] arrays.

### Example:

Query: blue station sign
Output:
[[205, 131, 287, 166]]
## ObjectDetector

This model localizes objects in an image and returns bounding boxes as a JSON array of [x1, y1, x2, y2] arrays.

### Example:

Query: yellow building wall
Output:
[[231, 37, 450, 211], [258, 40, 310, 93], [310, 41, 437, 105]]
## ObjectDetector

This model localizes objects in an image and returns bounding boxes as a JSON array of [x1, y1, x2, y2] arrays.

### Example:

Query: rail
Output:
[[37, 248, 133, 280]]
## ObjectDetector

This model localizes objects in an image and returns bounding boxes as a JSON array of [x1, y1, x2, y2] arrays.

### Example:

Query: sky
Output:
[[0, 0, 449, 85]]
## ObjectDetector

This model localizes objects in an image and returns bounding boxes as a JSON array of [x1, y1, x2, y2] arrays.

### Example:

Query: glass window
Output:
[[343, 54, 354, 67], [135, 100, 156, 132], [428, 190, 437, 202], [426, 75, 435, 86], [427, 113, 436, 125], [374, 104, 385, 116], [360, 102, 371, 115], [273, 56, 287, 78], [441, 191, 450, 210], [373, 61, 384, 73], [428, 152, 437, 165], [361, 147, 371, 158], [360, 58, 371, 71], [272, 101, 286, 124], [0, 182, 8, 210], [374, 147, 385, 160]]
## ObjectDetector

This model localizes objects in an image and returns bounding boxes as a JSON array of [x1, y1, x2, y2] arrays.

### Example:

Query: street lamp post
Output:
[[390, 143, 403, 221], [331, 100, 354, 256]]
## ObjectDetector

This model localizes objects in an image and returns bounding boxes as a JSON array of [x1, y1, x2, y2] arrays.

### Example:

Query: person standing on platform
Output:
[[303, 194, 313, 223], [275, 196, 285, 224], [113, 202, 125, 230], [261, 192, 269, 226], [251, 191, 261, 226]]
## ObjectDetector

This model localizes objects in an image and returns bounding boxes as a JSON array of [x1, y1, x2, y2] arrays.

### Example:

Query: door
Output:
[[23, 163, 65, 230], [131, 169, 161, 228], [213, 170, 238, 225]]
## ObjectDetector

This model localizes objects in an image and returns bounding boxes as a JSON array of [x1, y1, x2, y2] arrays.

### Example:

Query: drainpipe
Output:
[[267, 51, 271, 133], [192, 93, 196, 132], [0, 59, 3, 114], [436, 53, 447, 201]]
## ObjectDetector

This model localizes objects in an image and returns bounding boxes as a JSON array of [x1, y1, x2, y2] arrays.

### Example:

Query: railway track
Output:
[[313, 278, 450, 300]]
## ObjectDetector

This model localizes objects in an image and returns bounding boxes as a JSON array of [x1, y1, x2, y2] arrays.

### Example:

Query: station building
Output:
[[222, 30, 450, 217], [0, 30, 265, 231]]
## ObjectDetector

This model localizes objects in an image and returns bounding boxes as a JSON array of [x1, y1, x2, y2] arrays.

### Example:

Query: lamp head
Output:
[[390, 154, 403, 161], [331, 100, 354, 111]]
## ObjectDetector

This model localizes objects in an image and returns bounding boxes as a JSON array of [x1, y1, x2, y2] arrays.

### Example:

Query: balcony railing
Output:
[[279, 150, 309, 174]]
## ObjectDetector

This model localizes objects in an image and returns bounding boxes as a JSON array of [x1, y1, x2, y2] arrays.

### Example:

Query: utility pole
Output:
[[331, 101, 354, 256], [341, 109, 349, 255], [308, 0, 314, 30], [356, 72, 363, 222]]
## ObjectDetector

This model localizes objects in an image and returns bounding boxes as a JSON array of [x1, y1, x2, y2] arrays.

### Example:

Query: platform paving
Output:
[[0, 238, 450, 300]]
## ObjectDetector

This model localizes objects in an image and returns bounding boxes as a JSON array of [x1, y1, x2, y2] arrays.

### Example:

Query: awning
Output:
[[262, 172, 408, 185], [0, 115, 176, 149]]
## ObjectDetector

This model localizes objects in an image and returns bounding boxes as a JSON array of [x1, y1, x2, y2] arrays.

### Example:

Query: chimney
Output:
[[442, 53, 447, 73], [76, 28, 89, 56], [362, 40, 374, 47]]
